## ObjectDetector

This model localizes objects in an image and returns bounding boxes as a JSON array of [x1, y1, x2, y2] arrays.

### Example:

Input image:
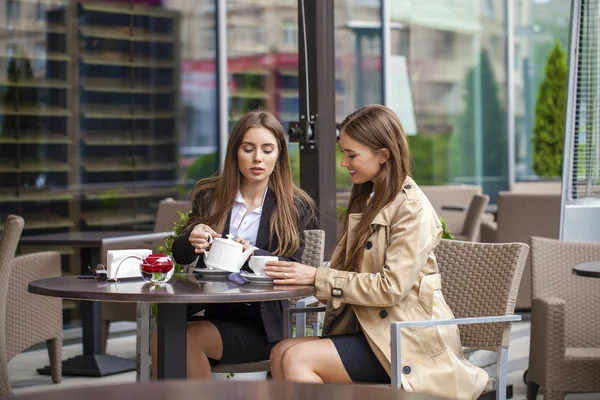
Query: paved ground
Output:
[[6, 319, 598, 399]]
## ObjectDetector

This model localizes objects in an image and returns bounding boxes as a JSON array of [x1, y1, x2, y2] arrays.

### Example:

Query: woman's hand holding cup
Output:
[[189, 224, 220, 254]]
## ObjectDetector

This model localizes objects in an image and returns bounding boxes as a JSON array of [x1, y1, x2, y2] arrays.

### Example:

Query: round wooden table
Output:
[[20, 230, 169, 377], [29, 273, 314, 379], [5, 381, 442, 400], [573, 261, 600, 278]]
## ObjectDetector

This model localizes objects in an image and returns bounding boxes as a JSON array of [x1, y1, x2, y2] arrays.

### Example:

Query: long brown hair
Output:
[[331, 105, 411, 272], [185, 109, 315, 257]]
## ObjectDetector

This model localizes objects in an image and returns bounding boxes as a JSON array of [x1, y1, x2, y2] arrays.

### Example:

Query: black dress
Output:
[[171, 188, 310, 365]]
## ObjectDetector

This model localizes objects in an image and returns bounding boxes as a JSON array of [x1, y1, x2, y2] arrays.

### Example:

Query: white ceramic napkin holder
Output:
[[106, 249, 152, 281]]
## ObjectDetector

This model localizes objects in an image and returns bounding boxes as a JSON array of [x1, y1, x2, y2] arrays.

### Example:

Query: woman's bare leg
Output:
[[151, 321, 223, 380], [270, 337, 320, 380], [279, 338, 352, 383]]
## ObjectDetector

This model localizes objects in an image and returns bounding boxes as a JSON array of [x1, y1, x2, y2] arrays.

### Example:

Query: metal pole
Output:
[[523, 58, 533, 176], [295, 0, 337, 255], [216, 0, 228, 170], [355, 33, 363, 109], [505, 0, 516, 187], [381, 0, 391, 106], [559, 0, 582, 240], [473, 33, 483, 188]]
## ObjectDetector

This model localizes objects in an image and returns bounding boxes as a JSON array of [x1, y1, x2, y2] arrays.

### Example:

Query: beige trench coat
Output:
[[315, 177, 488, 400]]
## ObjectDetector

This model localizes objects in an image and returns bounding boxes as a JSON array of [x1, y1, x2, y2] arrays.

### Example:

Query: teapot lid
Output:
[[214, 234, 241, 246]]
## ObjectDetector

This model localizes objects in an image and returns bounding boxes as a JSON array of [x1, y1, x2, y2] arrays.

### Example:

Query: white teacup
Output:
[[248, 256, 278, 276]]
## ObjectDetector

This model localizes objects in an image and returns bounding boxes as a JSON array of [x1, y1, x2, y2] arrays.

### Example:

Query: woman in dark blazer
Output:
[[152, 109, 315, 380]]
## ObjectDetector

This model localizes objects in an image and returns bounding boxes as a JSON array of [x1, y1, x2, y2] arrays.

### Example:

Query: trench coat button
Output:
[[379, 310, 388, 318], [365, 240, 373, 250], [260, 303, 265, 308], [402, 366, 411, 374], [404, 184, 412, 189]]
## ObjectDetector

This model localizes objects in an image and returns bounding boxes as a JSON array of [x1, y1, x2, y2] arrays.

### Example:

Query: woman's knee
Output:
[[185, 321, 223, 360], [280, 342, 308, 374], [270, 339, 292, 363]]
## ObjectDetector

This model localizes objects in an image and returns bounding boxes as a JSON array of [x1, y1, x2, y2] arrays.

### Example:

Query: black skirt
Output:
[[187, 303, 274, 366], [327, 331, 391, 384]]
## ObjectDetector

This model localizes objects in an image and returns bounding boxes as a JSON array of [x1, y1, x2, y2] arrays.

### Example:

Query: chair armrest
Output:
[[103, 231, 175, 245], [529, 296, 565, 383], [9, 252, 62, 361], [390, 314, 521, 389], [391, 314, 520, 330], [101, 232, 175, 264], [283, 306, 327, 339], [296, 295, 322, 308], [480, 220, 498, 243], [441, 205, 467, 212], [286, 306, 327, 315]]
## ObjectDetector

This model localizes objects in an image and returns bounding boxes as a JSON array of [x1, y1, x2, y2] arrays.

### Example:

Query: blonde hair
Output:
[[332, 105, 411, 272], [186, 109, 315, 257]]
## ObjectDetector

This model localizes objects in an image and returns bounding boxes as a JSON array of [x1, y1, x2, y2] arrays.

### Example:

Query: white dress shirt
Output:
[[228, 187, 269, 246]]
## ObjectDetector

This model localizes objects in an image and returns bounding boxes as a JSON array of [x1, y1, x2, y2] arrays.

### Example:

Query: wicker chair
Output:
[[390, 240, 529, 400], [526, 237, 600, 400], [479, 192, 561, 310], [452, 194, 490, 242], [101, 198, 190, 352], [1, 215, 63, 396]]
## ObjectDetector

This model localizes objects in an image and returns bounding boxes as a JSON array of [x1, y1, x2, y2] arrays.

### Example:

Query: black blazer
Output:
[[171, 188, 309, 343]]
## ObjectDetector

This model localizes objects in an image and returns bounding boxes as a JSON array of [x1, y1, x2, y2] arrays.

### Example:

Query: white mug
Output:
[[248, 256, 278, 276]]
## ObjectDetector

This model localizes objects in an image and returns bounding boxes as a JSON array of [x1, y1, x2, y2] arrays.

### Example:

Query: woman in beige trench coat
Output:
[[265, 105, 488, 400]]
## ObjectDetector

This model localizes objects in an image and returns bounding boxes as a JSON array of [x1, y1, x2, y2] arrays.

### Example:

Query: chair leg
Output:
[[495, 346, 509, 400], [46, 338, 62, 384], [0, 356, 12, 396], [136, 303, 152, 382], [526, 381, 539, 400]]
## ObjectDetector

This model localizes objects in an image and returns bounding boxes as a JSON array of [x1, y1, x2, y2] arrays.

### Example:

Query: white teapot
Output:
[[202, 234, 258, 273]]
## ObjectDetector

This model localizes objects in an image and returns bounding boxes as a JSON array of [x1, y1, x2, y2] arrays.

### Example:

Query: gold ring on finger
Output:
[[283, 272, 289, 279]]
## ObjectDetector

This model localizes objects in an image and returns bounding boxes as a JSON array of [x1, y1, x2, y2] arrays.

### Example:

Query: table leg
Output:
[[156, 303, 187, 379], [37, 247, 136, 377], [81, 247, 103, 355]]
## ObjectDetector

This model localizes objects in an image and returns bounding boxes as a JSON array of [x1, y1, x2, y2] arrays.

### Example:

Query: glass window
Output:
[[390, 0, 508, 201], [6, 0, 19, 24], [34, 42, 45, 73], [36, 1, 47, 23], [335, 0, 383, 192], [283, 20, 297, 47], [0, 0, 217, 331], [513, 0, 571, 181], [6, 43, 16, 58], [483, 0, 494, 17], [225, 1, 300, 183]]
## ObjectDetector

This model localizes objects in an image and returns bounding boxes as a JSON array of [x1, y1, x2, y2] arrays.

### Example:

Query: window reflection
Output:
[[0, 0, 217, 330]]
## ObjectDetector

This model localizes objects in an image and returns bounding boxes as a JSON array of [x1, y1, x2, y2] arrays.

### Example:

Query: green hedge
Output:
[[184, 152, 218, 187], [532, 39, 567, 177], [184, 137, 452, 190], [408, 134, 450, 185]]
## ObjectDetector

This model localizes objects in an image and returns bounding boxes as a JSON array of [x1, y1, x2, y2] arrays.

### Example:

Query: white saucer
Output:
[[241, 272, 274, 284], [204, 260, 240, 274], [194, 268, 230, 277]]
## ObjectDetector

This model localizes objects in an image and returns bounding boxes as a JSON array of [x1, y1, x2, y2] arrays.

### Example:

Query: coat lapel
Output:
[[255, 188, 274, 250]]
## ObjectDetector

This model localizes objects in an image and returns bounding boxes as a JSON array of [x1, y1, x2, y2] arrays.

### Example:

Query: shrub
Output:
[[532, 39, 568, 177]]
